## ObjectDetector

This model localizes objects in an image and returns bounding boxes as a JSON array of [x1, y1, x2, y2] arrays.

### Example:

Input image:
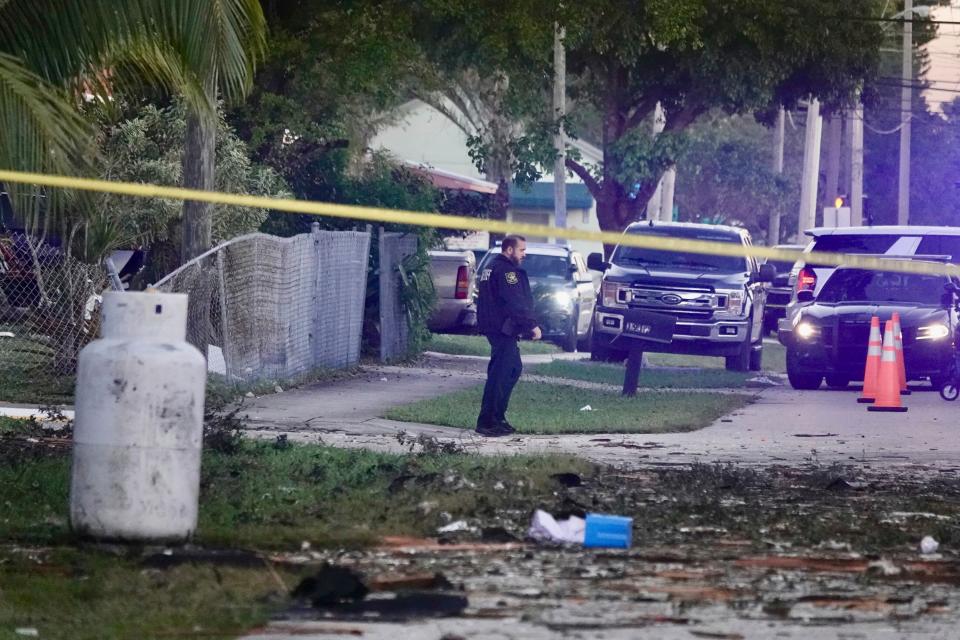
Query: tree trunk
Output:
[[181, 103, 217, 263], [180, 91, 217, 356]]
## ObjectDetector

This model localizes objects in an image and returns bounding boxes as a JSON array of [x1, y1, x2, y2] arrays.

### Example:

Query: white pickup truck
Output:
[[427, 249, 477, 333]]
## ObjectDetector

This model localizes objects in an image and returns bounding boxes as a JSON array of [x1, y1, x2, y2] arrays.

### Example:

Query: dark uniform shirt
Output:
[[477, 253, 538, 337]]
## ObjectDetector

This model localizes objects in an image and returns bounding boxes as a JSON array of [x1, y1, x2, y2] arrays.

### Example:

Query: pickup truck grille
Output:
[[617, 283, 721, 321]]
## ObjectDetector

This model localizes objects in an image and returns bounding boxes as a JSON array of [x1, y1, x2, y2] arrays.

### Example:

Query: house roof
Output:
[[402, 161, 499, 194], [510, 182, 594, 210]]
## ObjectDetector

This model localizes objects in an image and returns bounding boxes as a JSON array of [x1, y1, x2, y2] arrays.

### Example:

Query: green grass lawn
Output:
[[0, 420, 594, 639], [530, 360, 756, 389], [646, 340, 787, 375], [427, 333, 560, 356], [385, 381, 753, 434], [0, 329, 75, 404]]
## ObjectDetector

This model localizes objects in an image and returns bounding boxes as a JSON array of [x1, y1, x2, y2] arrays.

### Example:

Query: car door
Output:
[[572, 253, 595, 333], [743, 237, 766, 339]]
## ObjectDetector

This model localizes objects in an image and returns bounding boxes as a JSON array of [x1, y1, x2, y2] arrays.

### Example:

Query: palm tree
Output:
[[0, 0, 266, 261]]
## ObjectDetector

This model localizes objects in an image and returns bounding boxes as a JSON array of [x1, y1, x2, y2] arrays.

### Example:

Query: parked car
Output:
[[780, 261, 958, 390], [477, 243, 596, 352], [587, 221, 775, 371], [761, 244, 805, 334], [780, 225, 960, 337], [427, 249, 477, 333]]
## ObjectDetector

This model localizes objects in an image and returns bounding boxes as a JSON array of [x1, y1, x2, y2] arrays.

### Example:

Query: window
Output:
[[817, 269, 945, 305], [613, 227, 747, 273], [917, 236, 960, 262]]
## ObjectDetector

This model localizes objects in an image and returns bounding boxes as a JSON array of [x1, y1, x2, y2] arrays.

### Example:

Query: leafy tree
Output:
[[0, 0, 265, 263], [673, 112, 801, 242], [94, 101, 287, 280], [553, 0, 886, 242]]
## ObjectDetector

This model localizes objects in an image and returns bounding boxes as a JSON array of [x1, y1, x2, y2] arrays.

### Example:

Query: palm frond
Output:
[[0, 53, 94, 206], [0, 0, 265, 106]]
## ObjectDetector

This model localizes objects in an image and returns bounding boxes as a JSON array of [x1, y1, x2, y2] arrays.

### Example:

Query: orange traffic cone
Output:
[[869, 320, 908, 413], [858, 316, 882, 404], [891, 312, 911, 396]]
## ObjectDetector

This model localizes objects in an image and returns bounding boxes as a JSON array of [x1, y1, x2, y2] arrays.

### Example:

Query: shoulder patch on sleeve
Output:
[[505, 271, 519, 285]]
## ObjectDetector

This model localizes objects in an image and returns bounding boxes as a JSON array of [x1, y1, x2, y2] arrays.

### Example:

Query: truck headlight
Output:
[[795, 321, 819, 340], [601, 281, 622, 307], [553, 291, 572, 307], [917, 323, 950, 340], [724, 291, 744, 313]]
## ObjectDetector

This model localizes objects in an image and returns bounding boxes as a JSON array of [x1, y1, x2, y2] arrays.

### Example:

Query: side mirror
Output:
[[758, 263, 777, 283], [587, 252, 610, 272], [797, 289, 815, 304]]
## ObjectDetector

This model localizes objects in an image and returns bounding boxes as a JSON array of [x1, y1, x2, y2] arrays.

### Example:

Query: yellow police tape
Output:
[[1, 169, 958, 278]]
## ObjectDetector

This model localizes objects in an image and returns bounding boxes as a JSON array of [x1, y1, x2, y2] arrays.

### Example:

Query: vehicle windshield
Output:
[[612, 228, 746, 273], [817, 269, 946, 305], [479, 252, 570, 279], [522, 254, 570, 279]]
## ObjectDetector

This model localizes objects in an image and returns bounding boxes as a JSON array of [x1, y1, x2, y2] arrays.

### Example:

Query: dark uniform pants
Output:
[[478, 333, 522, 427]]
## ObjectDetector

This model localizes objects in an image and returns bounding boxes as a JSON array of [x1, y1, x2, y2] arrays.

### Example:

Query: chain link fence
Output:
[[0, 232, 107, 403], [154, 225, 370, 384]]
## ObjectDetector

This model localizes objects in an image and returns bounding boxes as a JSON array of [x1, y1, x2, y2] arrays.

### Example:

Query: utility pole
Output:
[[769, 106, 785, 245], [824, 112, 843, 206], [553, 23, 567, 229], [798, 98, 823, 234], [898, 0, 913, 225], [851, 102, 864, 226], [660, 165, 676, 222], [646, 102, 666, 220]]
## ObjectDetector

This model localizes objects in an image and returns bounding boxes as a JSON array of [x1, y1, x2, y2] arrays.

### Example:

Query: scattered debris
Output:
[[367, 572, 453, 591], [579, 404, 593, 411], [14, 629, 38, 638], [481, 527, 519, 543], [921, 536, 940, 555], [747, 376, 781, 387], [291, 563, 467, 619], [380, 377, 389, 382], [274, 385, 284, 393], [292, 564, 369, 606], [867, 559, 902, 577], [794, 433, 840, 438], [550, 472, 583, 487], [244, 391, 255, 398], [584, 513, 633, 549], [528, 509, 585, 544], [0, 331, 14, 338], [437, 520, 471, 534]]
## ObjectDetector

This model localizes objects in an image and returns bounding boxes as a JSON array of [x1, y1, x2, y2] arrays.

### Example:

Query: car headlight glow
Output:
[[553, 291, 572, 307], [917, 323, 950, 340], [795, 321, 819, 340]]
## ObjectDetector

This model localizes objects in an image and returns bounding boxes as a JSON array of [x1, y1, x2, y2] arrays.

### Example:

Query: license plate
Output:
[[625, 321, 654, 336]]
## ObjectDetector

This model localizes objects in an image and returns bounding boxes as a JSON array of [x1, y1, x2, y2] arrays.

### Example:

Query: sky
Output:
[[922, 2, 960, 116]]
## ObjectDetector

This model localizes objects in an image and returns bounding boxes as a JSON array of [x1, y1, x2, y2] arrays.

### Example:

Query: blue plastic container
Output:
[[583, 513, 633, 548]]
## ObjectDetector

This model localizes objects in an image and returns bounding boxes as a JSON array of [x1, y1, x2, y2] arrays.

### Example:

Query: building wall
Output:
[[371, 100, 482, 179]]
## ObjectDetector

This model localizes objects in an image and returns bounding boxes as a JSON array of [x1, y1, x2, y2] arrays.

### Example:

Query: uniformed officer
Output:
[[475, 235, 541, 437]]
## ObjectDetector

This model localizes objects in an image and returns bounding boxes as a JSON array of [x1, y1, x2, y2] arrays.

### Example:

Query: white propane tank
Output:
[[70, 290, 206, 541]]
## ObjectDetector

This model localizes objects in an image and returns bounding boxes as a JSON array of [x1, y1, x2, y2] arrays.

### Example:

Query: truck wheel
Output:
[[560, 315, 578, 352], [749, 343, 763, 372], [591, 340, 627, 363], [725, 328, 752, 372], [577, 321, 593, 353], [786, 348, 823, 390]]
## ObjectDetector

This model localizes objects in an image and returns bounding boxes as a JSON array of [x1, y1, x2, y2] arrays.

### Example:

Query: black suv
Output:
[[588, 221, 774, 371]]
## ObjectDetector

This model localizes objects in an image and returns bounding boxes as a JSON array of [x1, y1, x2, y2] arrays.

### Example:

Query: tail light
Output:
[[797, 267, 817, 293], [455, 266, 470, 300]]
